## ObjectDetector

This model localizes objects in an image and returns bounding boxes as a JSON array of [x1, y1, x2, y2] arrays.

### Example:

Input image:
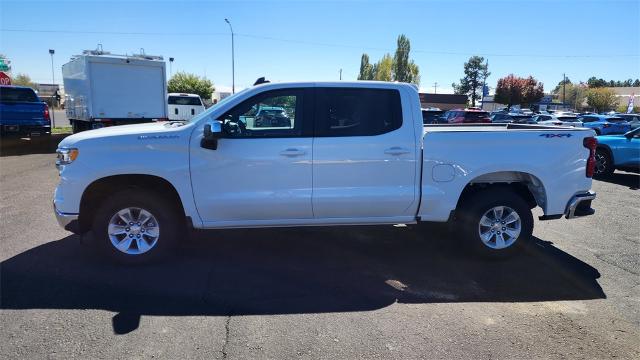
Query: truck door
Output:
[[190, 88, 314, 225], [312, 87, 418, 219]]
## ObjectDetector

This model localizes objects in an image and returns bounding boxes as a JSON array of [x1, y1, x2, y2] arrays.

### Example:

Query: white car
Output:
[[168, 93, 205, 121], [534, 114, 583, 127], [54, 81, 597, 263]]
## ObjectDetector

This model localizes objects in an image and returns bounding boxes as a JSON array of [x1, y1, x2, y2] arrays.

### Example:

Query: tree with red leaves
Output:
[[494, 74, 544, 109]]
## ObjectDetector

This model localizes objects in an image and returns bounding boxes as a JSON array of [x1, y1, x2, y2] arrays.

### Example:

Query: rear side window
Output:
[[315, 88, 402, 137], [606, 117, 624, 122], [0, 87, 39, 103], [580, 116, 596, 123], [168, 96, 202, 106]]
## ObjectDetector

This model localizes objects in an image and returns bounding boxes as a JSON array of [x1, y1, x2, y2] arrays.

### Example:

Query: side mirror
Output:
[[201, 120, 223, 150]]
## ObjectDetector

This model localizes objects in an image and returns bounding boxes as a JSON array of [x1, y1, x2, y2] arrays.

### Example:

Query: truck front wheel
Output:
[[458, 188, 534, 258], [91, 189, 181, 263]]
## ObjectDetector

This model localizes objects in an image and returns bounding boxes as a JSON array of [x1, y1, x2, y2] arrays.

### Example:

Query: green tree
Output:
[[553, 82, 587, 109], [167, 72, 214, 100], [12, 73, 37, 88], [392, 34, 420, 85], [587, 77, 607, 88], [451, 56, 490, 107], [373, 54, 393, 81], [586, 88, 619, 112], [356, 34, 420, 85], [357, 54, 374, 80], [633, 79, 640, 87]]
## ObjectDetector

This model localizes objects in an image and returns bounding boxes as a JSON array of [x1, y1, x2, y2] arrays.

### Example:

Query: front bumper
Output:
[[565, 191, 596, 219], [54, 203, 79, 233]]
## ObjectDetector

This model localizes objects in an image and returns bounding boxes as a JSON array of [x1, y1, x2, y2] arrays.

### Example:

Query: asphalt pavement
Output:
[[0, 140, 639, 359]]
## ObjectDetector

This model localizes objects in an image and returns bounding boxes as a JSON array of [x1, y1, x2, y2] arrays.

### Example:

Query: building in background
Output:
[[607, 87, 639, 110], [419, 93, 467, 110], [211, 90, 232, 105], [35, 83, 62, 107]]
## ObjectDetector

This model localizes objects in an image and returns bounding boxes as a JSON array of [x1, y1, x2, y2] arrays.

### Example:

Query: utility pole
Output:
[[562, 73, 566, 104], [433, 82, 438, 94], [339, 69, 342, 80], [48, 49, 56, 128], [169, 57, 174, 78], [224, 18, 235, 93]]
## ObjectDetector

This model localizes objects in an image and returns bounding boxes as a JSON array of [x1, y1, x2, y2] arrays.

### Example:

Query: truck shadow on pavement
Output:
[[596, 173, 640, 190], [0, 134, 69, 157], [0, 224, 605, 335]]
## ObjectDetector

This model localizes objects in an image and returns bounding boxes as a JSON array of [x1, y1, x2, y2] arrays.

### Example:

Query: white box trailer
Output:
[[62, 50, 168, 132]]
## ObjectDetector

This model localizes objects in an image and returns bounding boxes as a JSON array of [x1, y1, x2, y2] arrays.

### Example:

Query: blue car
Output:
[[594, 128, 640, 177], [579, 114, 631, 135]]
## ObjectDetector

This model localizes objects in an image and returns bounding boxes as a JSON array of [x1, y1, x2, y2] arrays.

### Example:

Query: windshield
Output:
[[182, 88, 250, 124], [168, 96, 202, 106]]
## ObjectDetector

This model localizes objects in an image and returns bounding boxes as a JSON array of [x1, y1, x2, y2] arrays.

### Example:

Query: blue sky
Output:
[[1, 0, 638, 94]]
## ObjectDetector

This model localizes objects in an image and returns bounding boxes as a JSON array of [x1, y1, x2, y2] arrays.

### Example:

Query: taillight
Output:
[[43, 104, 50, 123], [583, 137, 597, 178]]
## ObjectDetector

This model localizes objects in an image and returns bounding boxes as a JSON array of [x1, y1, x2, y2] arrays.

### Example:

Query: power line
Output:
[[2, 28, 639, 58]]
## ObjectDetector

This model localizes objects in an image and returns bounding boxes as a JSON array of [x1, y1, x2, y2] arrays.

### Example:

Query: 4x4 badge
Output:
[[540, 134, 572, 138]]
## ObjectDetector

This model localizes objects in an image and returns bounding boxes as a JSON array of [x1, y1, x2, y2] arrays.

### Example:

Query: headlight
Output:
[[56, 148, 79, 167]]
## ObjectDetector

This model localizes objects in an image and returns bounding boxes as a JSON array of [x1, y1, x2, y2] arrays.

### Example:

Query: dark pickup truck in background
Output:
[[0, 85, 51, 140]]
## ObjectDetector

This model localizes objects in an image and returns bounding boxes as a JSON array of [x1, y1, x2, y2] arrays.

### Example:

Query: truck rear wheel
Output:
[[457, 188, 533, 258], [91, 189, 181, 264]]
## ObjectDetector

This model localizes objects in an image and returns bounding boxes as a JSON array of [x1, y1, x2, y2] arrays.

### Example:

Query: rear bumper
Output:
[[565, 191, 596, 219], [1, 124, 51, 137]]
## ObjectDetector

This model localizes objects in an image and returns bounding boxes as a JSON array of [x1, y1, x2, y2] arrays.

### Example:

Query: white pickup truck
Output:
[[54, 81, 597, 263]]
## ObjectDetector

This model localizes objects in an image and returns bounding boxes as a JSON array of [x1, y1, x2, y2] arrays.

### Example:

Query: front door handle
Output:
[[279, 148, 306, 157], [384, 147, 411, 156]]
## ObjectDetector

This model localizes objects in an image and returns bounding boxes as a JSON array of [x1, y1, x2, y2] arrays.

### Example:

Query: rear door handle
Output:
[[384, 147, 411, 156], [279, 148, 306, 157]]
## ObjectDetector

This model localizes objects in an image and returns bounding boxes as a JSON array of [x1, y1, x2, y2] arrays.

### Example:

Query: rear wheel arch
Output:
[[455, 171, 547, 214], [79, 174, 186, 233]]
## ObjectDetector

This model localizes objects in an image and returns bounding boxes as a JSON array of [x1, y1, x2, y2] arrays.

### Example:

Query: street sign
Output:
[[0, 57, 10, 72], [0, 72, 11, 85]]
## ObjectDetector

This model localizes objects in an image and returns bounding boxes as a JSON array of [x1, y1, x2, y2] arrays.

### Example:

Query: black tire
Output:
[[91, 188, 182, 264], [594, 148, 614, 178], [457, 187, 534, 259]]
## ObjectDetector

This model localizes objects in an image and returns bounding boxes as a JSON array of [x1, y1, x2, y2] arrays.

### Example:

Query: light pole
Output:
[[169, 57, 174, 78], [224, 18, 235, 93], [339, 68, 342, 80], [49, 49, 56, 128]]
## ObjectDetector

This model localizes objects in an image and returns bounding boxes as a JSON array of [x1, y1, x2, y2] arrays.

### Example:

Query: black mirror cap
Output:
[[201, 123, 219, 150]]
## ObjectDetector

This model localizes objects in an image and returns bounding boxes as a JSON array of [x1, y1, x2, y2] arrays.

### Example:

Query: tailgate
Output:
[[0, 102, 46, 125]]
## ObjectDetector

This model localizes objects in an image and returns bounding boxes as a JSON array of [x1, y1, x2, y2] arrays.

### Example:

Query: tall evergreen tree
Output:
[[358, 54, 374, 80], [451, 56, 490, 107]]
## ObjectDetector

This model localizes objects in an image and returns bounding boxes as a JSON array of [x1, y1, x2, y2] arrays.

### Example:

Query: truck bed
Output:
[[418, 123, 594, 222]]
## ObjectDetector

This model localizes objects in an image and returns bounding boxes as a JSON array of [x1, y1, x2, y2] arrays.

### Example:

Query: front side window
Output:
[[314, 88, 402, 137], [219, 89, 304, 138]]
